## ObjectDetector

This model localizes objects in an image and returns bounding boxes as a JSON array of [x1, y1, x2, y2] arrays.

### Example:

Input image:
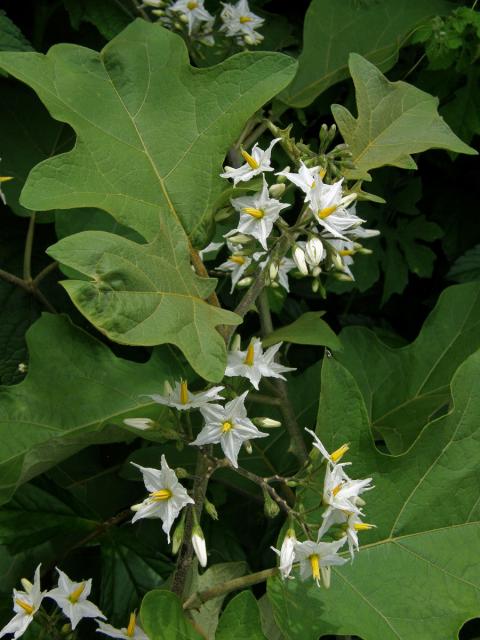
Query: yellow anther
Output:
[[187, 0, 198, 8], [127, 612, 136, 637], [68, 582, 85, 604], [317, 204, 337, 219], [151, 489, 172, 501], [239, 15, 253, 23], [311, 180, 316, 189], [330, 443, 349, 463], [180, 380, 189, 405], [319, 168, 327, 179], [0, 176, 13, 183], [222, 421, 233, 433], [339, 249, 355, 257], [241, 149, 259, 169], [15, 599, 34, 615], [354, 523, 375, 531], [230, 255, 245, 265], [332, 483, 343, 497], [309, 554, 320, 581], [244, 343, 255, 366], [243, 207, 264, 219]]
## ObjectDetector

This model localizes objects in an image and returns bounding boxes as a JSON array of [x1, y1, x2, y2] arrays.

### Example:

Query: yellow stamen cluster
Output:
[[330, 443, 349, 463], [243, 343, 255, 366], [0, 176, 13, 184], [230, 255, 245, 265], [317, 204, 337, 219], [15, 599, 34, 615], [222, 421, 233, 433], [68, 582, 85, 604], [151, 489, 172, 501], [332, 483, 343, 497], [127, 612, 137, 637], [309, 554, 320, 581], [239, 15, 253, 23], [243, 207, 264, 220], [339, 249, 355, 257], [187, 1, 198, 9], [354, 522, 375, 531], [241, 149, 259, 169], [180, 380, 189, 405]]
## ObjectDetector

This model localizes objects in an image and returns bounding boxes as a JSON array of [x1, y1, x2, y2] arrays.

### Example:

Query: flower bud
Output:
[[192, 525, 208, 568], [358, 247, 373, 255], [130, 503, 143, 512], [171, 513, 186, 555], [311, 266, 321, 277], [263, 488, 280, 518], [269, 183, 285, 198], [244, 439, 253, 454], [269, 262, 279, 281], [335, 273, 354, 282], [174, 467, 189, 479], [60, 623, 72, 635], [305, 237, 324, 266], [204, 498, 219, 520], [254, 417, 282, 428], [231, 333, 241, 352], [293, 246, 308, 276], [276, 168, 289, 183], [151, 9, 165, 16], [311, 279, 320, 293], [123, 418, 156, 431], [20, 578, 33, 593], [173, 21, 183, 29], [228, 233, 252, 244], [244, 34, 255, 45], [17, 363, 27, 373], [332, 253, 345, 271], [237, 276, 253, 288]]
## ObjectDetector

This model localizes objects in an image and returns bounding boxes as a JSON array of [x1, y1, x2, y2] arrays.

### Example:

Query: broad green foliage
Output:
[[216, 591, 267, 640], [280, 0, 452, 107], [268, 349, 480, 640], [448, 244, 480, 283], [335, 282, 480, 453], [63, 0, 134, 40], [332, 54, 476, 177], [262, 311, 341, 350], [0, 21, 296, 381], [0, 11, 33, 53], [141, 590, 203, 640], [0, 314, 180, 506]]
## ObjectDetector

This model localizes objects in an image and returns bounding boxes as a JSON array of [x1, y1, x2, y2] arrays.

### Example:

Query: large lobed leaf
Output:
[[268, 348, 480, 640], [280, 0, 452, 107], [332, 54, 476, 178], [0, 21, 297, 381], [335, 282, 480, 453]]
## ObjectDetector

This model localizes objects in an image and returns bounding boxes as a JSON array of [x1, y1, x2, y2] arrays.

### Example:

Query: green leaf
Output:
[[448, 244, 480, 283], [268, 349, 480, 640], [442, 71, 480, 146], [63, 0, 134, 40], [335, 282, 480, 453], [332, 54, 476, 177], [141, 590, 203, 640], [262, 312, 341, 350], [280, 0, 452, 107], [0, 11, 33, 53], [0, 313, 180, 506], [216, 591, 267, 640], [0, 22, 296, 381]]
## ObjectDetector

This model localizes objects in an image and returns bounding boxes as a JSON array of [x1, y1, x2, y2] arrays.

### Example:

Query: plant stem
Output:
[[183, 567, 278, 610], [33, 261, 58, 286], [23, 213, 36, 283]]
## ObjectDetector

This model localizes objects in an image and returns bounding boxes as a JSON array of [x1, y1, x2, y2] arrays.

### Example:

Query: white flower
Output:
[[198, 241, 224, 261], [225, 338, 295, 390], [275, 257, 296, 292], [96, 612, 148, 639], [310, 180, 361, 238], [170, 0, 214, 34], [0, 565, 45, 640], [327, 238, 357, 278], [191, 526, 208, 568], [0, 174, 13, 206], [292, 245, 309, 276], [305, 237, 325, 266], [220, 139, 280, 185], [227, 177, 289, 250], [305, 429, 350, 464], [130, 455, 194, 542], [190, 391, 268, 468], [123, 418, 156, 431], [277, 162, 325, 202], [146, 380, 224, 411], [220, 0, 264, 43], [323, 463, 373, 518], [318, 510, 375, 560], [271, 529, 296, 579], [293, 538, 348, 587], [218, 252, 252, 292], [47, 569, 105, 630]]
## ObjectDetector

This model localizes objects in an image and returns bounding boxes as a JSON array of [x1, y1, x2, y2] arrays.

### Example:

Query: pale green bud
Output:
[[263, 488, 280, 518], [335, 273, 354, 282], [172, 513, 186, 554], [276, 168, 289, 183], [312, 266, 321, 277], [174, 467, 189, 479], [269, 183, 285, 198], [228, 233, 251, 244], [254, 417, 282, 428], [244, 439, 253, 454], [231, 334, 241, 352], [311, 279, 320, 293], [269, 261, 279, 281], [293, 246, 309, 276], [204, 498, 219, 520], [237, 276, 253, 288]]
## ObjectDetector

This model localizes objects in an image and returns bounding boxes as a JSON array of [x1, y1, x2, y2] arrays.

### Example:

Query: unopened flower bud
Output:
[[269, 183, 285, 198], [192, 525, 208, 567], [312, 266, 321, 277], [311, 279, 320, 293], [228, 233, 252, 244], [231, 334, 241, 352], [174, 467, 189, 479], [276, 168, 289, 183], [60, 623, 72, 635], [17, 363, 27, 373], [237, 276, 253, 288], [305, 237, 324, 266], [20, 578, 33, 593], [269, 262, 279, 281], [204, 497, 218, 520], [151, 9, 165, 16], [244, 34, 256, 46], [163, 380, 173, 396], [123, 418, 156, 431], [293, 246, 309, 276], [244, 440, 253, 454], [179, 13, 189, 23], [335, 273, 354, 282], [358, 247, 373, 255], [332, 253, 344, 271], [173, 21, 183, 29], [254, 417, 282, 428], [171, 512, 186, 554], [263, 488, 280, 518]]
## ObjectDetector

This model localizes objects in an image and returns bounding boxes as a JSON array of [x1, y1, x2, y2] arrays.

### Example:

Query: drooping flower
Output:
[[271, 528, 296, 580], [293, 538, 348, 587], [130, 455, 194, 542], [217, 252, 252, 292], [305, 429, 350, 465], [277, 162, 326, 202], [190, 391, 268, 468], [309, 180, 361, 238], [191, 525, 208, 568], [318, 510, 375, 560], [96, 612, 148, 639], [225, 338, 295, 389], [170, 0, 214, 34], [0, 565, 45, 640], [47, 569, 105, 630], [146, 380, 224, 411], [220, 139, 280, 185], [220, 0, 264, 44], [322, 463, 373, 519], [227, 176, 289, 250]]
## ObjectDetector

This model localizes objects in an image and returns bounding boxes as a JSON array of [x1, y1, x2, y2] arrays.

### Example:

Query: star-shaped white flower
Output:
[[190, 391, 268, 468], [322, 463, 373, 519], [218, 252, 252, 292], [0, 565, 45, 640], [220, 139, 280, 185], [309, 180, 361, 238], [225, 338, 295, 389], [170, 0, 214, 34], [130, 455, 194, 542], [327, 237, 357, 278], [47, 568, 105, 631], [305, 429, 350, 464], [226, 176, 289, 250], [146, 380, 224, 411], [276, 161, 326, 203], [294, 538, 348, 587], [271, 528, 296, 580], [318, 510, 375, 560], [220, 0, 264, 42], [272, 257, 296, 292], [96, 612, 148, 639]]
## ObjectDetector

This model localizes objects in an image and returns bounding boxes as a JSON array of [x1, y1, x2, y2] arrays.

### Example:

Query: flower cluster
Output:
[[271, 431, 374, 588], [0, 566, 147, 639], [143, 0, 264, 47], [0, 158, 13, 205]]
